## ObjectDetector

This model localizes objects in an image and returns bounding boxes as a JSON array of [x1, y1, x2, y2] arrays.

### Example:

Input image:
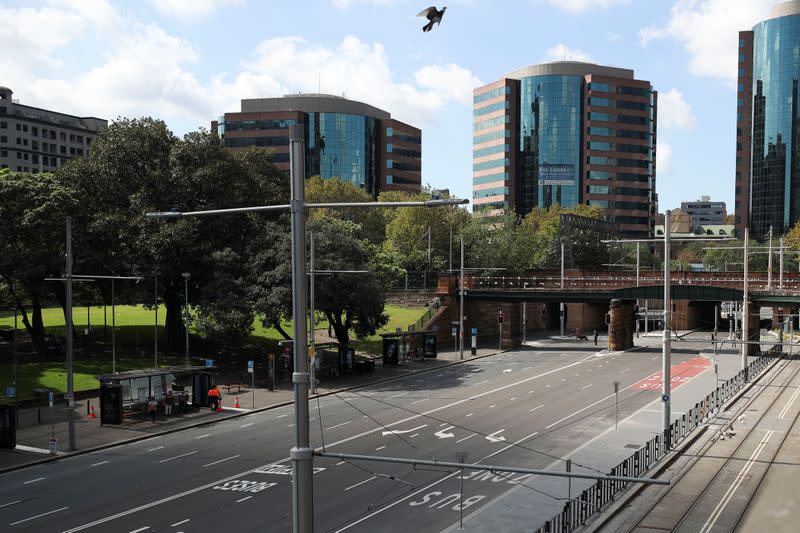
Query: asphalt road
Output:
[[0, 336, 710, 533]]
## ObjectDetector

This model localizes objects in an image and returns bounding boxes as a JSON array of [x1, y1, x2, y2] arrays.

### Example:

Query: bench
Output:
[[222, 383, 246, 395]]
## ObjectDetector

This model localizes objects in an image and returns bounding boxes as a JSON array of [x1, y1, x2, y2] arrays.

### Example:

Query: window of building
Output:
[[589, 82, 609, 92], [386, 127, 393, 137], [588, 170, 612, 180], [386, 175, 393, 184], [386, 143, 392, 153], [32, 154, 38, 163], [69, 134, 75, 142], [590, 97, 610, 107], [31, 141, 38, 150], [589, 141, 612, 151], [59, 132, 66, 141], [69, 147, 76, 156], [589, 200, 609, 208], [589, 185, 610, 194], [23, 138, 27, 146], [0, 121, 6, 129], [15, 123, 20, 131], [0, 150, 6, 157], [60, 146, 66, 155], [738, 67, 745, 76], [32, 127, 37, 136], [77, 148, 83, 156], [0, 106, 6, 114], [16, 137, 21, 145], [588, 127, 613, 136], [49, 131, 55, 140], [23, 153, 28, 160], [739, 37, 745, 48], [0, 136, 6, 143], [737, 112, 744, 121], [41, 129, 47, 138], [76, 135, 83, 144], [22, 125, 27, 132], [739, 53, 745, 62], [738, 83, 744, 92], [51, 157, 57, 166], [16, 151, 21, 158], [737, 98, 744, 107]]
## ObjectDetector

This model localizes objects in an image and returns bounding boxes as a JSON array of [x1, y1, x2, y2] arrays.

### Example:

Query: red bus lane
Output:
[[632, 356, 711, 391]]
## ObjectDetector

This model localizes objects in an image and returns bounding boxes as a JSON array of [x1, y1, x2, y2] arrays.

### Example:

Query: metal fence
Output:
[[534, 353, 774, 533]]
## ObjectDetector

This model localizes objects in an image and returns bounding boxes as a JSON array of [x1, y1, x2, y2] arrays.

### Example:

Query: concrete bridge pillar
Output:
[[608, 299, 634, 351]]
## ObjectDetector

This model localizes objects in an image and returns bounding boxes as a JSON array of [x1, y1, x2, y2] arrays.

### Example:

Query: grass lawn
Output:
[[0, 303, 428, 400]]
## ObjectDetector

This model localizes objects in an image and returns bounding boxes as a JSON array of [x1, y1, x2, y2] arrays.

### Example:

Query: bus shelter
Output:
[[96, 366, 212, 424], [380, 330, 437, 365]]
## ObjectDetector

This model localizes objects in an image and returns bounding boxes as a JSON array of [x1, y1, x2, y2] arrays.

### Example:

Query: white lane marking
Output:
[[503, 369, 512, 374], [465, 413, 473, 417], [779, 387, 800, 419], [485, 430, 506, 443], [581, 384, 593, 390], [489, 405, 496, 408], [90, 461, 109, 467], [240, 422, 254, 428], [410, 433, 420, 438], [336, 429, 541, 532], [326, 421, 352, 430], [62, 354, 606, 532], [620, 368, 631, 374], [129, 528, 150, 533], [203, 455, 240, 468], [434, 426, 455, 439], [475, 380, 488, 386], [0, 500, 21, 510], [345, 476, 376, 491], [375, 446, 386, 451], [546, 384, 551, 388], [195, 434, 210, 440], [147, 446, 164, 452], [381, 425, 427, 436], [456, 434, 476, 443], [651, 356, 659, 360], [159, 451, 198, 463], [386, 392, 409, 400], [171, 519, 190, 527], [560, 378, 567, 382], [523, 367, 532, 371], [700, 430, 775, 533], [529, 405, 545, 412], [336, 461, 346, 466], [528, 390, 534, 394], [13, 445, 51, 454], [510, 397, 517, 401], [409, 398, 428, 405], [288, 424, 296, 428], [277, 414, 288, 419], [440, 422, 448, 427], [24, 477, 44, 484], [236, 496, 252, 503], [10, 507, 69, 526]]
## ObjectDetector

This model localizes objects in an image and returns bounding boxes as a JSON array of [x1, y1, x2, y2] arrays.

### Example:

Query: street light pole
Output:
[[154, 271, 158, 368], [65, 216, 76, 450], [767, 226, 773, 290], [182, 272, 190, 367], [459, 236, 465, 360], [560, 241, 565, 338], [309, 232, 316, 395], [289, 124, 313, 533], [662, 210, 672, 449], [111, 278, 116, 374], [780, 236, 784, 290], [742, 228, 750, 373]]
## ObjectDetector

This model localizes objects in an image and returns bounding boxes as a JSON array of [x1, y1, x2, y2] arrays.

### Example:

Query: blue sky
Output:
[[0, 0, 783, 212]]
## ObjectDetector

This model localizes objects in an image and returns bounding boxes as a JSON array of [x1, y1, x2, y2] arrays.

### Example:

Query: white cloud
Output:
[[0, 1, 481, 132], [150, 0, 244, 20], [543, 0, 630, 14], [545, 43, 592, 63], [658, 88, 696, 129], [330, 0, 394, 8], [657, 140, 672, 176], [638, 0, 774, 86]]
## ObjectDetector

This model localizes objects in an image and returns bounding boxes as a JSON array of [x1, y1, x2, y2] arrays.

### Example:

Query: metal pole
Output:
[[449, 226, 453, 274], [644, 300, 648, 335], [767, 226, 773, 289], [780, 236, 784, 290], [742, 228, 749, 373], [714, 305, 718, 338], [289, 124, 313, 533], [154, 272, 158, 368], [252, 365, 255, 410], [111, 278, 116, 374], [459, 236, 465, 360], [560, 241, 565, 338], [12, 281, 18, 422], [66, 216, 76, 450], [636, 242, 640, 287], [566, 459, 572, 502], [662, 210, 671, 449], [522, 296, 527, 344], [309, 232, 316, 395], [183, 273, 190, 366]]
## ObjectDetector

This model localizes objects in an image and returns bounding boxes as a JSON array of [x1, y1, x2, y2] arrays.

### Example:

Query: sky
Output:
[[0, 0, 784, 212]]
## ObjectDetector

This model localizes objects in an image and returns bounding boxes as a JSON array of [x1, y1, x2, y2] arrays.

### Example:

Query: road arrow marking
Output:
[[485, 429, 506, 443], [503, 369, 513, 373], [434, 426, 455, 439], [381, 424, 427, 436]]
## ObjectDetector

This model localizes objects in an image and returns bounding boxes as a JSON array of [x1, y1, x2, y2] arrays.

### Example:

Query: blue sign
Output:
[[471, 328, 478, 335], [48, 391, 54, 404], [6, 387, 15, 398], [539, 164, 575, 186], [662, 394, 670, 402], [247, 360, 254, 370], [205, 358, 215, 368], [451, 327, 457, 336]]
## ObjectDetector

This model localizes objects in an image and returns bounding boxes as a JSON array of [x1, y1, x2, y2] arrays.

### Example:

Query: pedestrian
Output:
[[147, 397, 157, 423], [164, 390, 174, 416], [593, 329, 599, 346], [208, 384, 221, 412]]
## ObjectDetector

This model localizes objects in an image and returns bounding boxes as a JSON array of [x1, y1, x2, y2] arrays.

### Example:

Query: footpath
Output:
[[0, 340, 518, 473]]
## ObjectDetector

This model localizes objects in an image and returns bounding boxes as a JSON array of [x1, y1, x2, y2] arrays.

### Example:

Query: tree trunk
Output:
[[29, 290, 48, 352], [164, 296, 183, 352], [326, 311, 350, 346], [272, 321, 292, 340]]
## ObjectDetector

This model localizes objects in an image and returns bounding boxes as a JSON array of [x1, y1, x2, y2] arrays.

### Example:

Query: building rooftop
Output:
[[770, 0, 800, 19], [503, 61, 635, 81], [240, 92, 391, 120]]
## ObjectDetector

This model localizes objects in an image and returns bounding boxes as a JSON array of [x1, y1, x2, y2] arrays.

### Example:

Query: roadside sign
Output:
[[451, 327, 457, 336], [613, 381, 619, 394], [471, 328, 477, 335], [49, 437, 57, 455], [662, 394, 670, 402], [64, 393, 73, 400], [205, 358, 214, 368], [48, 391, 54, 406], [247, 360, 254, 374], [5, 387, 14, 398]]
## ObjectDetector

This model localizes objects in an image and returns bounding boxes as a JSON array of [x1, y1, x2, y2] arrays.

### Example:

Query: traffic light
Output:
[[541, 304, 547, 317], [498, 310, 504, 324]]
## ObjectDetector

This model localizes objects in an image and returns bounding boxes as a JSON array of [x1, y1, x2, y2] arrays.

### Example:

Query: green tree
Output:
[[0, 169, 77, 349]]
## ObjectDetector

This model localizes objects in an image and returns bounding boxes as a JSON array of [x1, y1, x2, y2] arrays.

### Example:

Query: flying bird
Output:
[[418, 6, 446, 32]]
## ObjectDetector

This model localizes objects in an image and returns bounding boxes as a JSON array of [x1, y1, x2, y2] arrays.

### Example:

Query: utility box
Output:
[[422, 334, 437, 358], [383, 338, 399, 365], [0, 404, 17, 449]]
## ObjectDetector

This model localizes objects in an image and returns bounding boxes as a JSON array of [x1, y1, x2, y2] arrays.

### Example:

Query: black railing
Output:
[[534, 353, 774, 533]]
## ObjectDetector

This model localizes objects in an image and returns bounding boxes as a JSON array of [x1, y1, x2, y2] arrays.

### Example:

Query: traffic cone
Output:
[[89, 405, 97, 419], [234, 397, 240, 408]]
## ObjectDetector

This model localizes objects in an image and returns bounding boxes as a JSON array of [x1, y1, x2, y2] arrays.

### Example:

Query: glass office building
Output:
[[474, 62, 657, 237], [212, 94, 420, 196], [736, 1, 800, 237]]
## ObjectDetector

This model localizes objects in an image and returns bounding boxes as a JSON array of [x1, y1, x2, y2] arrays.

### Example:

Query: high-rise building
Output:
[[472, 61, 657, 237], [212, 93, 421, 196], [680, 196, 727, 228], [735, 1, 800, 238], [0, 86, 106, 173]]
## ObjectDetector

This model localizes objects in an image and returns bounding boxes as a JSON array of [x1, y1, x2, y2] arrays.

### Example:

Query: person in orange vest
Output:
[[208, 385, 221, 412]]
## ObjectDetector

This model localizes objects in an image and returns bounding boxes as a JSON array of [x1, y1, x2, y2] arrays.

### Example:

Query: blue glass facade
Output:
[[751, 14, 800, 235], [518, 75, 582, 213], [306, 112, 378, 194]]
